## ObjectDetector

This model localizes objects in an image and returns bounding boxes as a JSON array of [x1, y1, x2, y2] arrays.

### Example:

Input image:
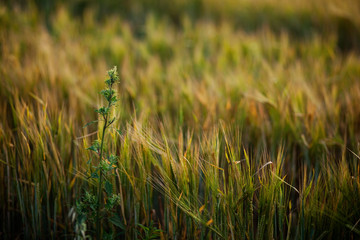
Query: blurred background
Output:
[[3, 0, 360, 52]]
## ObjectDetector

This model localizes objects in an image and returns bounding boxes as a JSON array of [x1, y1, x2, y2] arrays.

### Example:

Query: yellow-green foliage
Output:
[[0, 1, 360, 239]]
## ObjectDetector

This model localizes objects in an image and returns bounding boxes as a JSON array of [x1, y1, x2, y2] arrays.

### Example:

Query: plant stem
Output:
[[96, 85, 113, 240], [96, 117, 107, 240]]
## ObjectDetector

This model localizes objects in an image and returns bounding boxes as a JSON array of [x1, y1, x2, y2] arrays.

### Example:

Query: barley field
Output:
[[1, 0, 360, 239]]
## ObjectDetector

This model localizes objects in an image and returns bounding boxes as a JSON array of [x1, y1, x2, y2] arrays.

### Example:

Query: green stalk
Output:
[[96, 117, 107, 239], [96, 85, 113, 240]]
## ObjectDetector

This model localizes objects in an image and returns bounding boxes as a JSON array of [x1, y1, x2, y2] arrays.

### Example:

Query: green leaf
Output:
[[138, 224, 149, 232], [105, 79, 112, 86], [105, 180, 113, 196], [109, 214, 126, 229], [111, 96, 117, 103], [303, 178, 313, 200], [86, 140, 100, 153], [95, 107, 109, 116], [87, 145, 98, 152], [100, 89, 115, 102], [83, 120, 98, 128], [108, 154, 118, 163]]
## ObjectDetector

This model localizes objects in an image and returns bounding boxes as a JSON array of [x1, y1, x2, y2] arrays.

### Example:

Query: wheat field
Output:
[[1, 0, 360, 239]]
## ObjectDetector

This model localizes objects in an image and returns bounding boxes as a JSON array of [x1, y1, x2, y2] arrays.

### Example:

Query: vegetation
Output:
[[77, 66, 122, 239], [1, 0, 360, 239]]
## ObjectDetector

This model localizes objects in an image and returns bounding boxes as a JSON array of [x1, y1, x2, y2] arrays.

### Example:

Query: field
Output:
[[1, 0, 360, 239]]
